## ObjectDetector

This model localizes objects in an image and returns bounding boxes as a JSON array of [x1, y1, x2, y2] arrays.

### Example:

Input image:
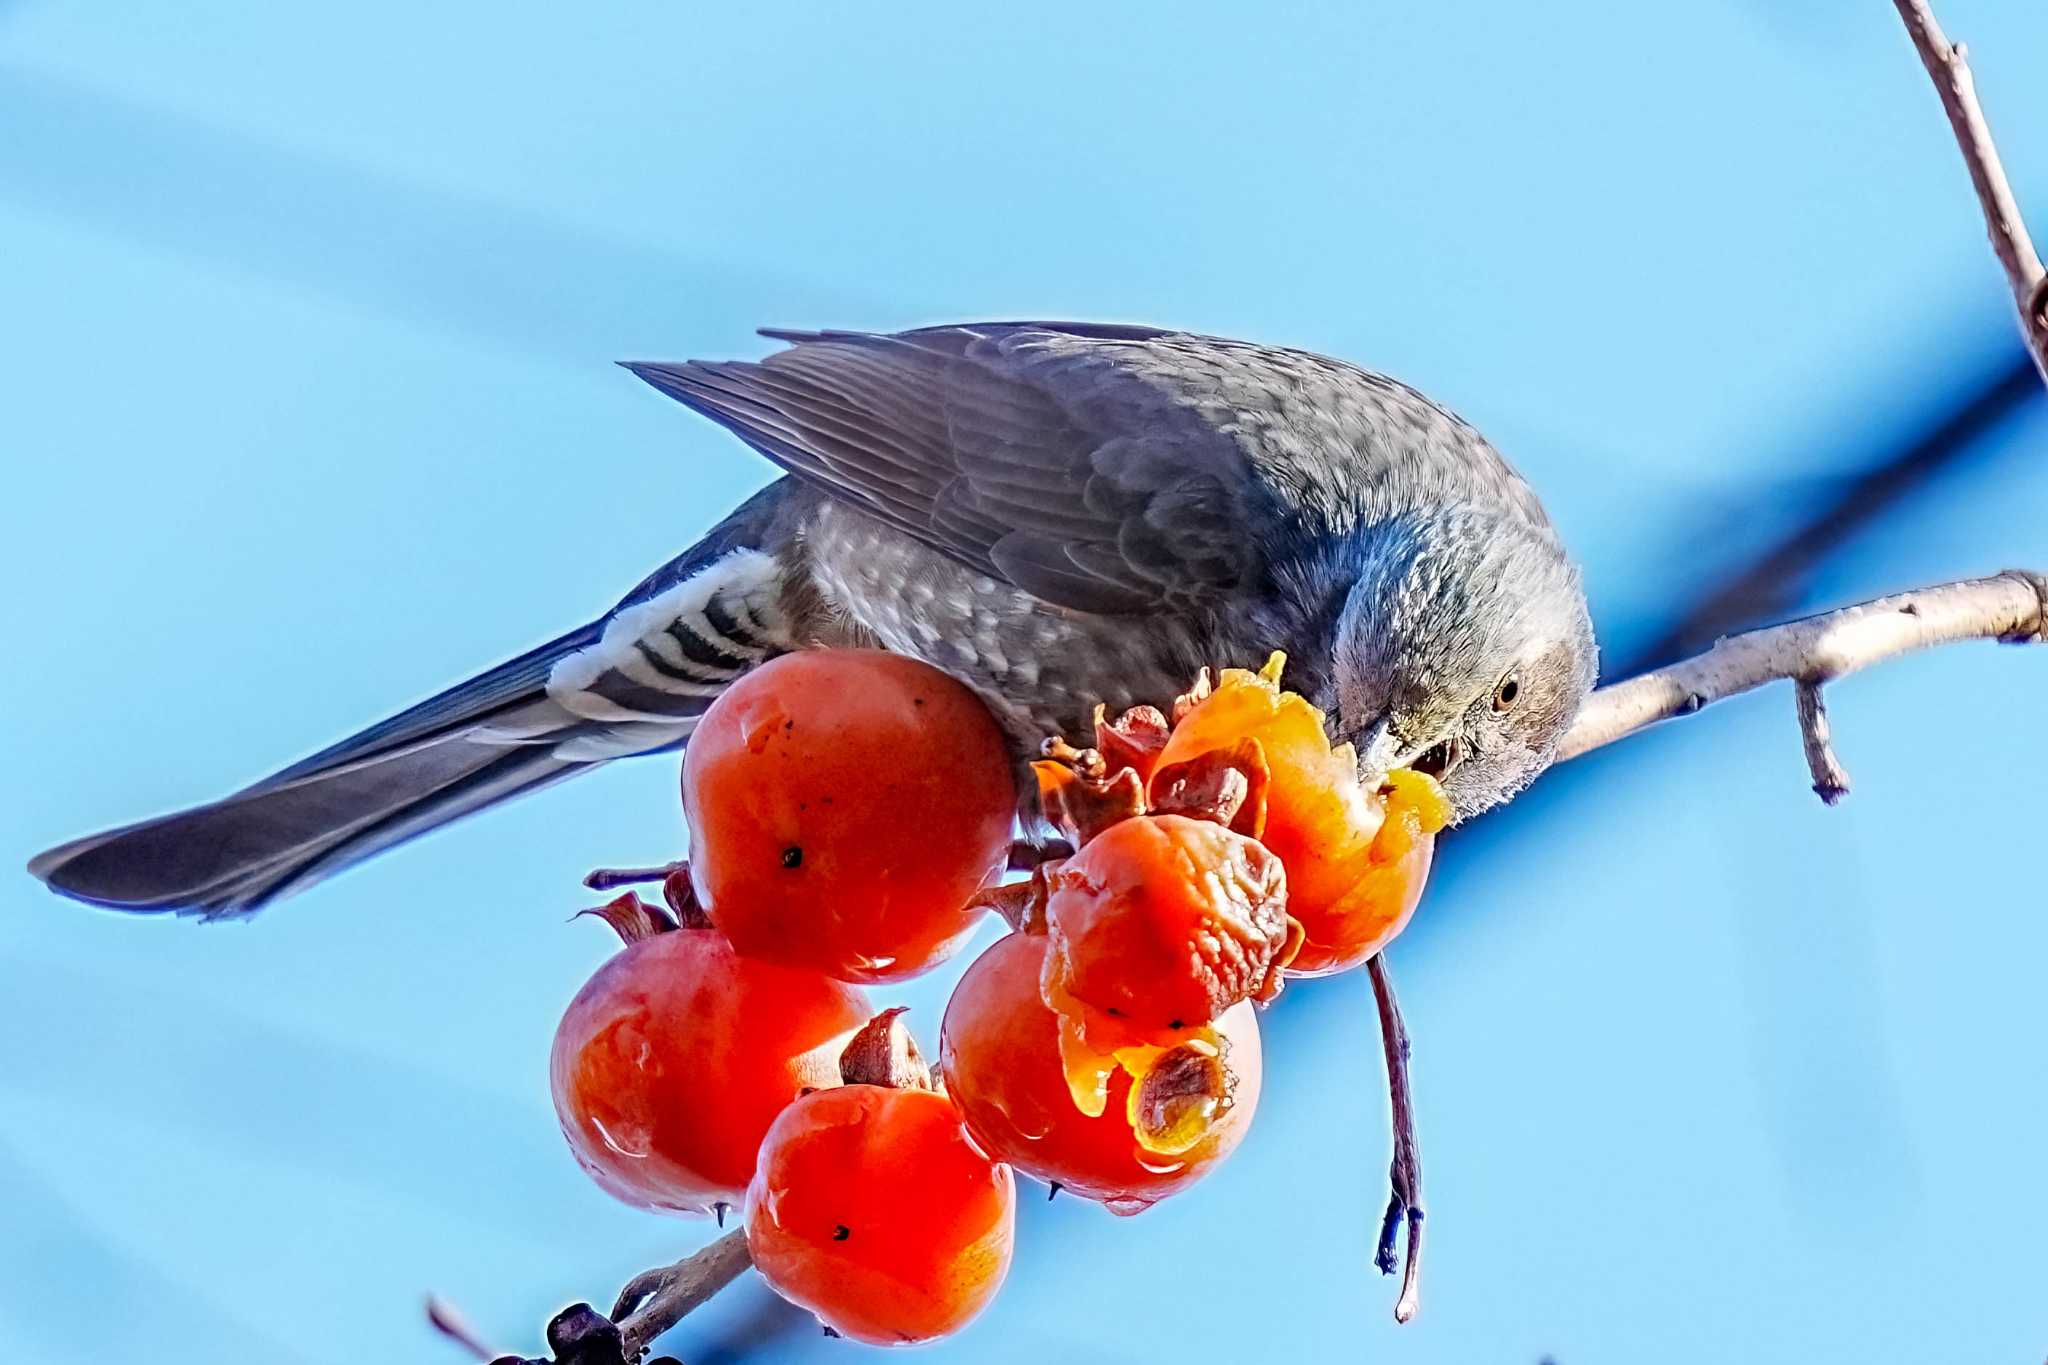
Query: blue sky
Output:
[[4, 3, 2046, 1361]]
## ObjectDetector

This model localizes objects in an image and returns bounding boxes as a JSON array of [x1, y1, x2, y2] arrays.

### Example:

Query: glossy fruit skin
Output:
[[551, 929, 870, 1216], [1283, 772, 1441, 975], [746, 1084, 1016, 1345], [1157, 668, 1443, 976], [1042, 813, 1290, 1045], [941, 932, 1261, 1214], [683, 649, 1017, 983]]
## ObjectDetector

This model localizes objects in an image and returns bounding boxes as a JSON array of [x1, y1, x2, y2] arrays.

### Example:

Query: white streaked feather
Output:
[[546, 548, 789, 723], [631, 622, 744, 679]]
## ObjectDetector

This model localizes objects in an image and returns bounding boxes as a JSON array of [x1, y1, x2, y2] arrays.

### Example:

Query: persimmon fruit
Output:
[[746, 1080, 1016, 1345], [682, 649, 1016, 983], [941, 931, 1261, 1214], [1156, 657, 1450, 975], [550, 914, 870, 1216]]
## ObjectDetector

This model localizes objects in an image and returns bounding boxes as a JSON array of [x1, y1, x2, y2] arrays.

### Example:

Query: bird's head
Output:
[[1328, 508, 1596, 821]]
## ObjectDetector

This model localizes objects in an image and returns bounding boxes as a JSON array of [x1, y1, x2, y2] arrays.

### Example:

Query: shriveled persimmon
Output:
[[682, 649, 1016, 983], [941, 931, 1261, 1214], [1042, 814, 1290, 1040], [1155, 656, 1451, 975], [746, 1046, 1016, 1344], [550, 901, 870, 1216], [1036, 812, 1291, 1124]]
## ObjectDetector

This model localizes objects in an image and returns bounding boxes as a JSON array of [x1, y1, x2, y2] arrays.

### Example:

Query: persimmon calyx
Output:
[[839, 1008, 936, 1091], [1149, 736, 1271, 837], [965, 862, 1059, 935], [574, 890, 679, 945], [1092, 701, 1171, 784], [577, 861, 711, 938], [1034, 760, 1147, 848]]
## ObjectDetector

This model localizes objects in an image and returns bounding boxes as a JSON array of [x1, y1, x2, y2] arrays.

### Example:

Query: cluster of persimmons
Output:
[[549, 648, 1447, 1345]]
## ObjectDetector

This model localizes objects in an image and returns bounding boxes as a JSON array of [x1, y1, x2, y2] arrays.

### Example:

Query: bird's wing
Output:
[[626, 323, 1278, 614]]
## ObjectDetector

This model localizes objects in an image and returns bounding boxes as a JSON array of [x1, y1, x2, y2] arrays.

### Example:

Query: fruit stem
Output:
[[582, 860, 687, 891], [424, 1294, 503, 1361], [580, 862, 710, 932], [1368, 951, 1424, 1325]]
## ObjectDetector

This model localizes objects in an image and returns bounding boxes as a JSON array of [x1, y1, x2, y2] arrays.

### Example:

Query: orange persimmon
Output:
[[746, 1083, 1016, 1345], [941, 931, 1261, 1214], [550, 920, 870, 1216], [682, 649, 1016, 983], [1155, 657, 1449, 975]]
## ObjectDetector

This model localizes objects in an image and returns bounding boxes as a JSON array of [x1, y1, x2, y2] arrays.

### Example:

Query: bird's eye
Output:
[[1491, 671, 1521, 713]]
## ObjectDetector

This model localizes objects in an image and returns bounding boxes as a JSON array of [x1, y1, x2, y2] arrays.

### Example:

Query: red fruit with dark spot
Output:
[[551, 927, 869, 1216], [745, 1083, 1015, 1344], [682, 649, 1017, 983]]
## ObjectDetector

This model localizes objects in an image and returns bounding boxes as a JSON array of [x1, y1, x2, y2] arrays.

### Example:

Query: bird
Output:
[[29, 321, 1597, 920]]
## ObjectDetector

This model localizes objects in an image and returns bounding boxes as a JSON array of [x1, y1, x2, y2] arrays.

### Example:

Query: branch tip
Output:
[[426, 1294, 502, 1362], [1795, 681, 1852, 806], [1892, 0, 2048, 383]]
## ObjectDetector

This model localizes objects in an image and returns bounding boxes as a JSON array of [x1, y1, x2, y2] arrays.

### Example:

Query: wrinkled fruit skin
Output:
[[683, 649, 1016, 983], [941, 932, 1261, 1214], [1042, 814, 1290, 1044], [746, 1085, 1016, 1346], [1158, 667, 1444, 976], [551, 930, 870, 1216]]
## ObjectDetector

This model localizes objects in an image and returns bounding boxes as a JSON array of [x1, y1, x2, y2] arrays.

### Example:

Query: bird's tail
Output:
[[29, 489, 797, 919]]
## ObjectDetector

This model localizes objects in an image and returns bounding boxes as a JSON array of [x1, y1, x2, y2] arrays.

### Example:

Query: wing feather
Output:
[[626, 323, 1274, 614]]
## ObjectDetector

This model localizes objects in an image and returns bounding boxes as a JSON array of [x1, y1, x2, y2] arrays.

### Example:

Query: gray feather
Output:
[[625, 323, 1280, 615]]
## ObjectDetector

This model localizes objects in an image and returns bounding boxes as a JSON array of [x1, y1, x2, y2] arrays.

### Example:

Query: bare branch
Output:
[[1892, 0, 2048, 384], [1794, 681, 1853, 804], [614, 1229, 754, 1358], [463, 1232, 753, 1365], [1368, 952, 1423, 1325], [1560, 570, 2046, 765], [426, 1295, 503, 1361]]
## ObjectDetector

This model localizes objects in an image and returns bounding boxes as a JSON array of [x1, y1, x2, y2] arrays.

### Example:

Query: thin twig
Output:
[[1367, 952, 1423, 1325], [1794, 680, 1853, 804], [582, 862, 687, 891], [426, 1295, 503, 1362], [1559, 570, 2047, 765], [614, 1229, 754, 1358], [1892, 0, 2048, 384]]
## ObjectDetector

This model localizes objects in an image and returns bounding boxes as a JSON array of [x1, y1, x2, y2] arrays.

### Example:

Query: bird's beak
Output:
[[1355, 715, 1404, 782]]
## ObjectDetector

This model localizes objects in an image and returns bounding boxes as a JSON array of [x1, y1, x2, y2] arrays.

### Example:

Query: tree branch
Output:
[[444, 1230, 754, 1365], [1559, 569, 2046, 776], [1793, 679, 1854, 805], [1893, 0, 2048, 384], [612, 1229, 754, 1357]]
